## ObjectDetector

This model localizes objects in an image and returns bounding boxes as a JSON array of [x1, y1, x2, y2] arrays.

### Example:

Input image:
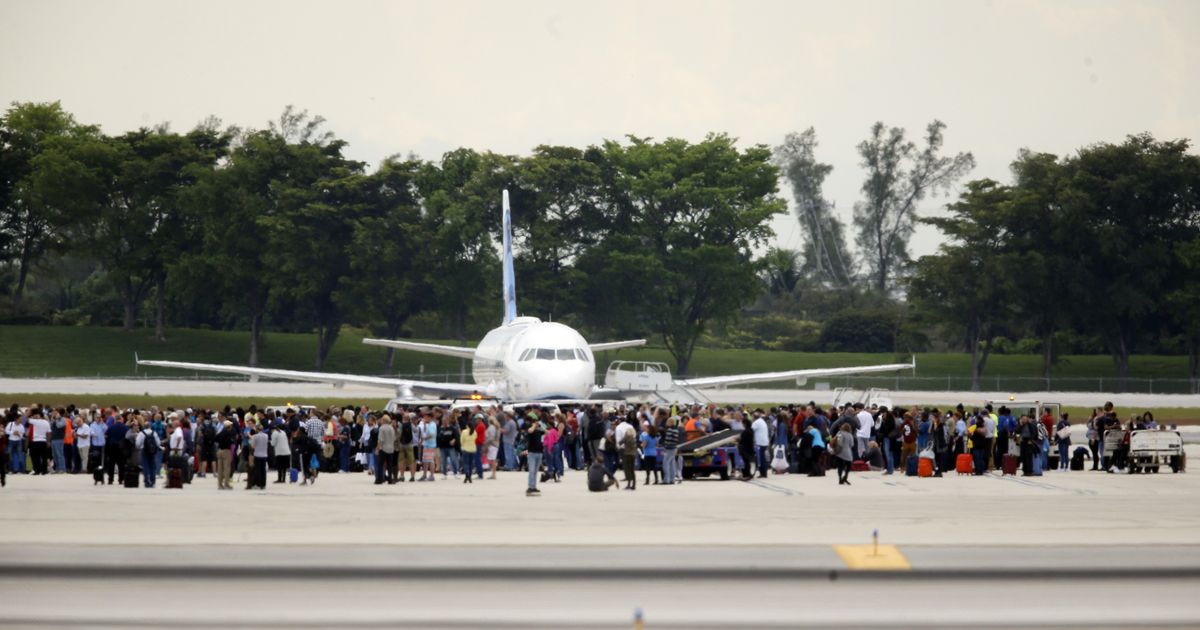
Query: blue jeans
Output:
[[51, 439, 65, 472], [755, 445, 769, 476], [1041, 438, 1050, 471], [475, 445, 484, 476], [661, 448, 677, 483], [339, 442, 350, 472], [884, 437, 895, 473], [1058, 442, 1070, 470], [527, 452, 543, 489], [462, 451, 478, 480], [8, 441, 24, 473], [502, 442, 516, 471], [439, 448, 459, 475], [368, 452, 377, 476], [141, 453, 156, 487]]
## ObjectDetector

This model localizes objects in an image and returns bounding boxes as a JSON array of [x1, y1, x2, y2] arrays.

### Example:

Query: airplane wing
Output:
[[676, 358, 916, 390], [135, 358, 481, 397], [360, 338, 476, 360], [587, 339, 647, 352]]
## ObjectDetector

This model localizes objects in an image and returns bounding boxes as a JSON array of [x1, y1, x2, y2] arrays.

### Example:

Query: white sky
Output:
[[3, 0, 1198, 259]]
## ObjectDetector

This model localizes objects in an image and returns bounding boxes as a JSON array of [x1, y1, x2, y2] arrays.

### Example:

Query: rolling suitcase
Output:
[[90, 449, 104, 483], [167, 468, 184, 489], [1032, 452, 1043, 476], [1002, 454, 1019, 476], [955, 454, 973, 475], [917, 457, 934, 478], [905, 455, 919, 477], [850, 460, 870, 472], [123, 468, 140, 488]]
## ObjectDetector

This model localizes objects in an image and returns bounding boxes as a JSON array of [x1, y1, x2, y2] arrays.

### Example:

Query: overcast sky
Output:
[[3, 0, 1197, 259]]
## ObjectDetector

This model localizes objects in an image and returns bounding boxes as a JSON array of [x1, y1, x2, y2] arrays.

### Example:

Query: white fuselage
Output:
[[471, 316, 595, 400]]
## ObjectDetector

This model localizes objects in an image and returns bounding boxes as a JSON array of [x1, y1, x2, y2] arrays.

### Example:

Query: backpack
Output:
[[142, 430, 159, 456], [201, 423, 216, 444], [400, 422, 413, 445], [1036, 421, 1048, 442]]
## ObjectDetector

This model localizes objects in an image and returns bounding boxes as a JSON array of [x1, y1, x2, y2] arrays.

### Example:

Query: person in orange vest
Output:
[[684, 414, 707, 443]]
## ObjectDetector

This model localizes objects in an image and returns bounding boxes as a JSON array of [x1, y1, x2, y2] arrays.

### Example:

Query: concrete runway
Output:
[[2, 462, 1200, 628]]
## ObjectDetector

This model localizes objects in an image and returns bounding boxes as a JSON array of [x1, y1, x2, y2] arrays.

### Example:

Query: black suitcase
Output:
[[167, 468, 184, 489], [123, 468, 141, 488]]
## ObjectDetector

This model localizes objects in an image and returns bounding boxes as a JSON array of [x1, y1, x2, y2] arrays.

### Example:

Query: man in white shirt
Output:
[[751, 411, 769, 478], [75, 419, 92, 474], [855, 403, 874, 460], [28, 413, 51, 475], [169, 419, 185, 455]]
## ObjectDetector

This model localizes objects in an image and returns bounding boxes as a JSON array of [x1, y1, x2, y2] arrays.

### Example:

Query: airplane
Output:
[[138, 190, 915, 402]]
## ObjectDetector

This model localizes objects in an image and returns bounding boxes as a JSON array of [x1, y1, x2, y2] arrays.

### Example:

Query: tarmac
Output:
[[2, 457, 1199, 628]]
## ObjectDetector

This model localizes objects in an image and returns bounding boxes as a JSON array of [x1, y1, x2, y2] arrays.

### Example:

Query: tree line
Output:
[[2, 101, 1197, 390], [0, 102, 781, 375]]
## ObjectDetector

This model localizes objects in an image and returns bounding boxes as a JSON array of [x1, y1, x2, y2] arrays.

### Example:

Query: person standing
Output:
[[660, 417, 681, 485], [460, 421, 478, 484], [271, 422, 291, 483], [525, 420, 544, 496], [215, 420, 235, 490], [47, 410, 67, 474], [198, 416, 217, 479], [376, 416, 396, 485], [103, 416, 127, 484], [1056, 413, 1072, 471], [304, 413, 324, 485], [641, 424, 660, 485], [832, 423, 854, 485], [900, 413, 917, 469], [74, 418, 91, 475], [501, 413, 518, 471], [485, 416, 500, 480], [28, 412, 51, 476], [248, 425, 268, 490], [6, 414, 26, 475], [417, 413, 436, 481], [136, 424, 160, 488], [472, 413, 487, 478], [854, 403, 873, 461], [751, 411, 770, 478], [396, 413, 417, 482]]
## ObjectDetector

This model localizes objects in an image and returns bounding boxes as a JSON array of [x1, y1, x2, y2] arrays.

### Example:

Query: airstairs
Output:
[[603, 361, 711, 406]]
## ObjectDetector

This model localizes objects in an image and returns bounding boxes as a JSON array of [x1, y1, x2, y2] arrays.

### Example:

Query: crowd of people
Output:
[[0, 398, 1174, 491]]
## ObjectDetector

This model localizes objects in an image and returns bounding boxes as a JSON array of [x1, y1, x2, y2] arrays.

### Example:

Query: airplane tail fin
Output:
[[502, 189, 517, 325]]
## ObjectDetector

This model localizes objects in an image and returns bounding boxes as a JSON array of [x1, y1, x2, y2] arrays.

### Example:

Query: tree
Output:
[[760, 247, 802, 297], [853, 120, 974, 294], [588, 134, 785, 375], [342, 157, 432, 374], [1064, 134, 1200, 390], [1006, 150, 1079, 380], [910, 179, 1018, 390], [507, 145, 604, 323], [1169, 240, 1200, 393], [0, 102, 94, 310], [774, 128, 854, 286]]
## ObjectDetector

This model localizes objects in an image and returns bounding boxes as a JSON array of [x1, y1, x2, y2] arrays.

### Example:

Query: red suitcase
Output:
[[1002, 454, 1019, 476], [955, 454, 974, 475]]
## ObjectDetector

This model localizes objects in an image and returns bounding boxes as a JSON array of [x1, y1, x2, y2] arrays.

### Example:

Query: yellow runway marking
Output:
[[833, 544, 912, 570]]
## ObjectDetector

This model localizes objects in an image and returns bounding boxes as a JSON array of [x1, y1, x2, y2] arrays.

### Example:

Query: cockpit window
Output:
[[518, 349, 532, 361], [575, 348, 588, 361], [536, 348, 555, 360], [556, 349, 575, 360]]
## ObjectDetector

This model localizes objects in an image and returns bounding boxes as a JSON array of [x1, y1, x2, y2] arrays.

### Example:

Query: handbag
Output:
[[1056, 426, 1071, 440]]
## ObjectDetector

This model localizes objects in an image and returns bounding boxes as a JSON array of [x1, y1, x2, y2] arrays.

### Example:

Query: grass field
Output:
[[0, 325, 1192, 381]]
